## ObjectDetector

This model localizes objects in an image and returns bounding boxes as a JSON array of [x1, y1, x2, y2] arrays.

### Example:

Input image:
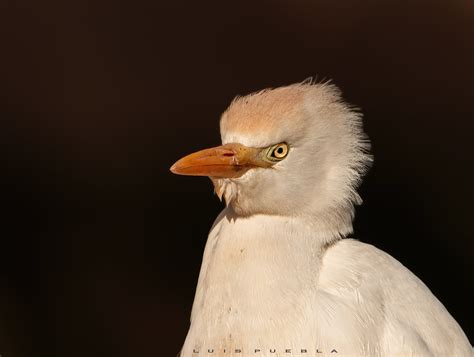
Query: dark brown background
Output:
[[0, 0, 472, 356]]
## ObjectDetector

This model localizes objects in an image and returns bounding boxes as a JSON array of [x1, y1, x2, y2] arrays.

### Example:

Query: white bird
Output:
[[171, 81, 472, 356]]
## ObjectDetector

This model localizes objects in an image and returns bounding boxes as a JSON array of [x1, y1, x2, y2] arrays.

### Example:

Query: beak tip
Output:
[[169, 163, 179, 174]]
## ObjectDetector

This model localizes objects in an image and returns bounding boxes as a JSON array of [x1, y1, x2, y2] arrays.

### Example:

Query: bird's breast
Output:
[[181, 212, 357, 355]]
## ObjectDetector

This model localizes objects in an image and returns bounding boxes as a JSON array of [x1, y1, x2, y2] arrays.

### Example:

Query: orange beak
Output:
[[170, 143, 270, 178]]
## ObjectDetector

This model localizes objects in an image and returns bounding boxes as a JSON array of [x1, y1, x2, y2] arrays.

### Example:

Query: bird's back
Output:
[[318, 238, 472, 356]]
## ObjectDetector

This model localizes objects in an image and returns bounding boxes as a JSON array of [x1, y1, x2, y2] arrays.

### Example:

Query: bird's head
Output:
[[171, 81, 372, 236]]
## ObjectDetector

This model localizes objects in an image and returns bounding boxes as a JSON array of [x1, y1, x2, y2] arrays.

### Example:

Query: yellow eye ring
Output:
[[268, 143, 289, 160]]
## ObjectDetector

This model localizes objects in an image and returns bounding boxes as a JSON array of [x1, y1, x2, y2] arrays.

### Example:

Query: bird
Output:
[[170, 81, 472, 356]]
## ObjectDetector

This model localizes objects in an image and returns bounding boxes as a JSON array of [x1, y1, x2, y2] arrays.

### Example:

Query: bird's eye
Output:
[[267, 143, 289, 161]]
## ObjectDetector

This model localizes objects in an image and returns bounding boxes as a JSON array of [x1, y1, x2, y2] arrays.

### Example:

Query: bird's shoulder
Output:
[[318, 238, 401, 292], [318, 239, 473, 355], [317, 237, 435, 309], [319, 238, 440, 299]]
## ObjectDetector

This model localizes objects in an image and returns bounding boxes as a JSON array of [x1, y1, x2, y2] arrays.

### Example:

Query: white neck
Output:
[[184, 208, 342, 352]]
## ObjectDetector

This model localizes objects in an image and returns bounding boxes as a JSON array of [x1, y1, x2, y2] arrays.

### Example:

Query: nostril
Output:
[[223, 152, 235, 157]]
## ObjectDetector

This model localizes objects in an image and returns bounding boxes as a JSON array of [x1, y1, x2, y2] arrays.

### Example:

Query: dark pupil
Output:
[[277, 147, 283, 154]]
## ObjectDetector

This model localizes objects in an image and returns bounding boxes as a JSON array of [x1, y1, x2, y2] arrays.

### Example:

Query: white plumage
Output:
[[171, 82, 472, 356]]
